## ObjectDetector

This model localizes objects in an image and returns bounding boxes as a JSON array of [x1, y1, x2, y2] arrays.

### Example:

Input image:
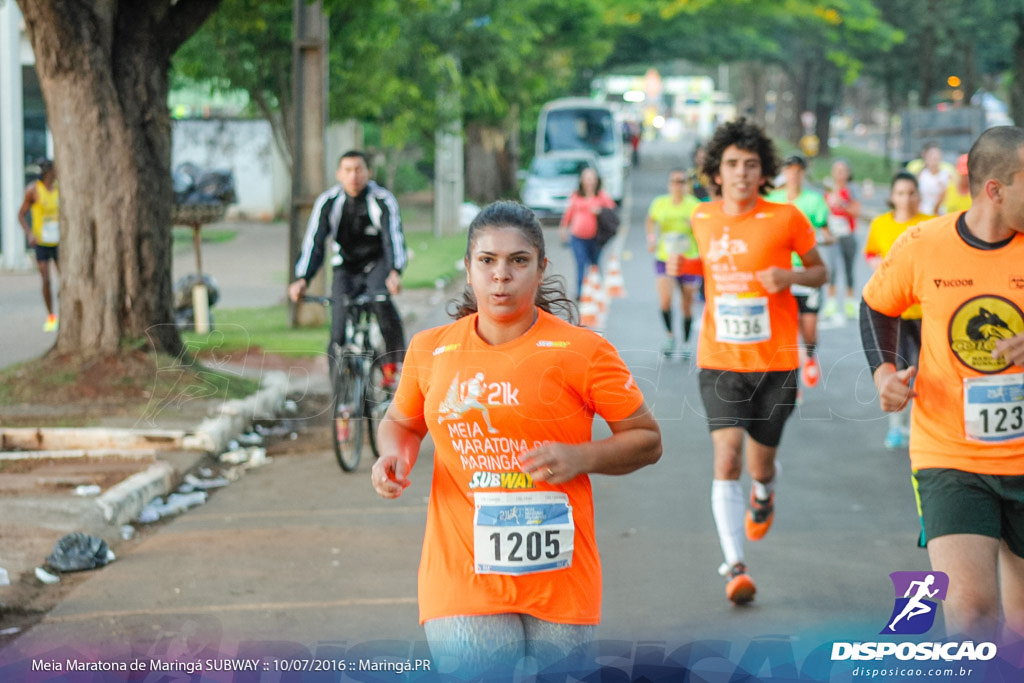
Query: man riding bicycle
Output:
[[289, 150, 407, 387]]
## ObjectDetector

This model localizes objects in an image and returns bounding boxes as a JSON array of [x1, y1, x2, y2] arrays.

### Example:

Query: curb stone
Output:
[[90, 371, 290, 528], [95, 462, 175, 526], [181, 370, 290, 454]]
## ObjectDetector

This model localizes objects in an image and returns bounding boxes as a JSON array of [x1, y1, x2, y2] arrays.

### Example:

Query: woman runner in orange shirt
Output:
[[371, 201, 662, 678]]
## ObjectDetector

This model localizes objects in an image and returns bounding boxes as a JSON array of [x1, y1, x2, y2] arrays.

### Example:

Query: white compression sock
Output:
[[711, 479, 745, 568]]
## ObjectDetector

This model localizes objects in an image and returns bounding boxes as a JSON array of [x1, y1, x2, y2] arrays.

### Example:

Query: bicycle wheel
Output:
[[365, 357, 395, 460], [332, 353, 365, 472]]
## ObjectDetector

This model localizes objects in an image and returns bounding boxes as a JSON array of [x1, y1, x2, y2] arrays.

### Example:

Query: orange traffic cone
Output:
[[606, 255, 626, 298], [579, 267, 600, 328]]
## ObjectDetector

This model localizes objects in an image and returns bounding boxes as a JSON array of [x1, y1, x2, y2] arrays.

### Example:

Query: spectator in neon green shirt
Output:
[[646, 169, 703, 357]]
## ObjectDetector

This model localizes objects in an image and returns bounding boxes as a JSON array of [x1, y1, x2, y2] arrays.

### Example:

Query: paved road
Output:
[[1, 138, 968, 681]]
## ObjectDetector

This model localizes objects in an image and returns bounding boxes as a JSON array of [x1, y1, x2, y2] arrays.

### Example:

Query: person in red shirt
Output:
[[559, 167, 616, 299], [690, 119, 827, 605], [862, 126, 1024, 641], [822, 158, 862, 320], [372, 201, 661, 678]]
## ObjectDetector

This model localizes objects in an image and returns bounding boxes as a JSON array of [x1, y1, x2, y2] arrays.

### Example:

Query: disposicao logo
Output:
[[830, 570, 998, 664], [882, 571, 948, 635]]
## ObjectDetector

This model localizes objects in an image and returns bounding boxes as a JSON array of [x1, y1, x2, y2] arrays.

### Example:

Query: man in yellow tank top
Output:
[[17, 159, 60, 331]]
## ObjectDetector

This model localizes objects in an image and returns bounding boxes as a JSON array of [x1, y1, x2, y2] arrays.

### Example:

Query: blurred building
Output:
[[1, 2, 49, 270]]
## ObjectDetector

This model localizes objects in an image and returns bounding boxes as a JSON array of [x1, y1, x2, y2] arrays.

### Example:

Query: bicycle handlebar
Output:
[[300, 293, 390, 307]]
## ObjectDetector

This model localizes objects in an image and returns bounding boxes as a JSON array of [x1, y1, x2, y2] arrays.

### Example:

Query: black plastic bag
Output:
[[596, 208, 620, 248], [46, 533, 112, 572]]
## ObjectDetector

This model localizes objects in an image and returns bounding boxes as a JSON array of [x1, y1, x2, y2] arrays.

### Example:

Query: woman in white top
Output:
[[916, 142, 952, 216]]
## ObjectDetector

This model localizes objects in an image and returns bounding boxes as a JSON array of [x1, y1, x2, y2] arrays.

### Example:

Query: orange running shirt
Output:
[[863, 214, 1024, 475], [393, 309, 645, 625], [691, 197, 817, 371]]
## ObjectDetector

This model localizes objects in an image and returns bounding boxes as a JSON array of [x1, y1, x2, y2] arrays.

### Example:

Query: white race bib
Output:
[[827, 213, 852, 237], [40, 220, 59, 245], [714, 295, 771, 344], [964, 373, 1024, 443], [473, 491, 574, 576]]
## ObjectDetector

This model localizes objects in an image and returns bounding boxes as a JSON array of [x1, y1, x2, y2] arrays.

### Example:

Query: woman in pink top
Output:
[[559, 167, 616, 299]]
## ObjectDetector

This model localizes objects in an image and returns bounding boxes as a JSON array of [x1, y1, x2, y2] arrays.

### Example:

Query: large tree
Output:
[[17, 0, 222, 358]]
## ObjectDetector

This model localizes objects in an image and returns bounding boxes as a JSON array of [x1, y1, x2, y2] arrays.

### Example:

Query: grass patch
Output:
[[0, 349, 260, 413], [403, 230, 467, 289], [183, 305, 329, 356], [172, 226, 239, 245]]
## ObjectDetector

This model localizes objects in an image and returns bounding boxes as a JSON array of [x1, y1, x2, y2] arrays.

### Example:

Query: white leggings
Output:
[[423, 613, 594, 679]]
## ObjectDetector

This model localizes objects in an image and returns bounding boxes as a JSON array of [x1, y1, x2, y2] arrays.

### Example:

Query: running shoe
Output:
[[845, 299, 858, 319], [884, 426, 909, 450], [662, 336, 676, 357], [802, 355, 820, 388], [745, 492, 774, 541], [720, 562, 757, 605], [822, 299, 838, 319], [43, 314, 58, 332]]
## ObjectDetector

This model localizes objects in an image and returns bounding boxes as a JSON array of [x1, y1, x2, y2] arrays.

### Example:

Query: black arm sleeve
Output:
[[860, 298, 902, 374]]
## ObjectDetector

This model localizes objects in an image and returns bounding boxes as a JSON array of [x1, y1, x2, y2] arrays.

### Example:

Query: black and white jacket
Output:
[[294, 180, 407, 281]]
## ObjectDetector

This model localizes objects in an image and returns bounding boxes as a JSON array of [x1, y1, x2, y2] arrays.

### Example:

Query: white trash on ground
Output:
[[137, 491, 208, 523], [73, 484, 102, 497], [35, 567, 60, 584]]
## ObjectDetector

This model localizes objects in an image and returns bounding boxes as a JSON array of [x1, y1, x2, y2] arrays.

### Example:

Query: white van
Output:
[[536, 98, 627, 203]]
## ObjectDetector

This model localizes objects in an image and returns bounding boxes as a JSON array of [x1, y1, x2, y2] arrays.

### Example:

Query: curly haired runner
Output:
[[687, 119, 827, 605], [371, 201, 662, 678]]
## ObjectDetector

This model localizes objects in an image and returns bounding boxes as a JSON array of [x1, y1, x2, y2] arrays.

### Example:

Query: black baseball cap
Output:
[[782, 155, 806, 169]]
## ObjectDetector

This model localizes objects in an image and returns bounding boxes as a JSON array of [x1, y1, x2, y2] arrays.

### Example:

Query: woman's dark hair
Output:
[[701, 118, 779, 197], [448, 200, 578, 324], [886, 171, 919, 210], [575, 167, 602, 196]]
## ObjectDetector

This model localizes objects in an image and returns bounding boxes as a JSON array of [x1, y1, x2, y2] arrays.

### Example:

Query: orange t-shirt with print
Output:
[[691, 197, 817, 372], [863, 213, 1024, 475], [393, 309, 645, 625]]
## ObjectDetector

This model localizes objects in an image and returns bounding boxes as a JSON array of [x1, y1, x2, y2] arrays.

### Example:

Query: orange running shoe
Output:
[[745, 492, 774, 541], [802, 355, 820, 387], [723, 563, 757, 605]]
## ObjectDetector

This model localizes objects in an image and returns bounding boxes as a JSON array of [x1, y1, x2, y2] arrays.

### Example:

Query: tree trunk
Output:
[[17, 0, 221, 358], [1013, 12, 1024, 126], [813, 67, 842, 158], [918, 0, 940, 107], [464, 122, 508, 204], [782, 60, 812, 145]]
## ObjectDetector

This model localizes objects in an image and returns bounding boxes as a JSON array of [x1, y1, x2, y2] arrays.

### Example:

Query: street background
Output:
[[0, 134, 941, 678]]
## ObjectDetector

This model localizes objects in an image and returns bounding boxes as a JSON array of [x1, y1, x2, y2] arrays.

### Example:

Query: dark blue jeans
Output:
[[570, 235, 602, 298]]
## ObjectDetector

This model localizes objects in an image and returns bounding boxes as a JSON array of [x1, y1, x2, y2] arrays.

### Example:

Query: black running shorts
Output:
[[913, 468, 1024, 557], [698, 368, 799, 447], [795, 287, 821, 315]]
